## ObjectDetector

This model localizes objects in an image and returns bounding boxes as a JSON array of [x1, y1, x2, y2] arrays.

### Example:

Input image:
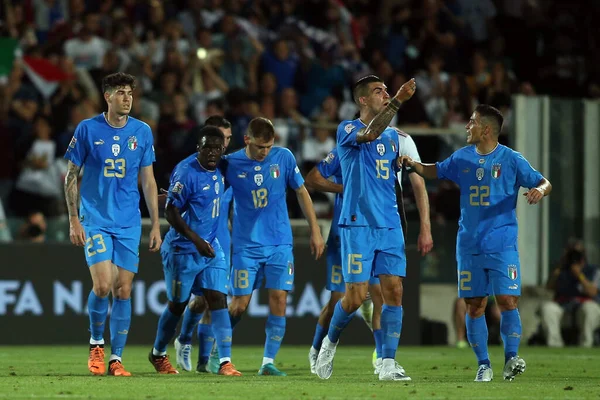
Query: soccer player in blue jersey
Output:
[[220, 116, 325, 376], [314, 75, 416, 381], [173, 116, 234, 373], [64, 72, 162, 377], [307, 132, 433, 375], [148, 126, 241, 376], [399, 104, 552, 382]]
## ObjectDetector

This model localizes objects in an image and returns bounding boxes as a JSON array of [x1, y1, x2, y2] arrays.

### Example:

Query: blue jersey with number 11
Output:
[[64, 114, 155, 228], [336, 119, 401, 229], [223, 147, 304, 249], [436, 144, 543, 255]]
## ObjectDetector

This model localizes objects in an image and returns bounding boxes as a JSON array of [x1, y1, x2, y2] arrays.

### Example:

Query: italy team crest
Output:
[[508, 265, 518, 280], [270, 164, 280, 179], [492, 163, 501, 178], [127, 136, 138, 151]]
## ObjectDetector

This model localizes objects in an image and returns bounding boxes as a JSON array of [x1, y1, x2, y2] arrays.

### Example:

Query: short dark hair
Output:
[[475, 104, 504, 136], [247, 117, 275, 141], [204, 116, 231, 129], [352, 75, 383, 104], [102, 72, 136, 93], [198, 125, 225, 145]]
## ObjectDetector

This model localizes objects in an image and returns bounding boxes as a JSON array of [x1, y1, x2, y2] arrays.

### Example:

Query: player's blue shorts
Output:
[[161, 242, 229, 303], [339, 226, 406, 283], [326, 236, 379, 292], [83, 224, 141, 273], [230, 244, 294, 296], [457, 251, 521, 298]]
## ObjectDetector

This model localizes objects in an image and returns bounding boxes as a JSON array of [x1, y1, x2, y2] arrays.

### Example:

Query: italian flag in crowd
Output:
[[0, 37, 72, 98]]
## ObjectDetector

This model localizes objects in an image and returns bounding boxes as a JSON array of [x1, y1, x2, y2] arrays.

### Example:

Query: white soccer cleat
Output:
[[315, 336, 337, 379], [309, 346, 318, 374], [375, 358, 405, 375], [174, 338, 193, 372], [503, 356, 526, 381], [378, 359, 411, 381], [474, 364, 493, 382]]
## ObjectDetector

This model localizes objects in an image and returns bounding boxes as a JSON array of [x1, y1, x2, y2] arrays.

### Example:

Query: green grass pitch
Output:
[[1, 345, 599, 399]]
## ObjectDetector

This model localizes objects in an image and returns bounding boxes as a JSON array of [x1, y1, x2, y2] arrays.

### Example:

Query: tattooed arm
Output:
[[64, 161, 86, 246], [356, 78, 417, 143]]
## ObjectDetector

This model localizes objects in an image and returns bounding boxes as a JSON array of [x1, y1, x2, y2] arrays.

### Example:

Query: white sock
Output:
[[109, 354, 121, 362], [262, 357, 274, 366], [152, 348, 167, 357], [310, 346, 318, 353], [219, 357, 231, 364], [90, 338, 105, 345], [324, 336, 337, 348], [376, 357, 382, 364], [383, 358, 395, 368]]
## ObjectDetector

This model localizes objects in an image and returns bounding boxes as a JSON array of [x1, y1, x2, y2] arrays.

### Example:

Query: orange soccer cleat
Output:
[[88, 346, 105, 376], [148, 352, 179, 374], [218, 362, 242, 376], [108, 360, 132, 376]]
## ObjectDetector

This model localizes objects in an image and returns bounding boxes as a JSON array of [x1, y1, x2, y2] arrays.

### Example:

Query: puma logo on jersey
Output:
[[202, 184, 210, 191], [94, 140, 105, 145]]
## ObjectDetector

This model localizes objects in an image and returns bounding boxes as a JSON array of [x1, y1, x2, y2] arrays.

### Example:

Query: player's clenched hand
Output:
[[397, 155, 416, 169], [310, 229, 325, 260], [69, 217, 86, 247], [395, 78, 416, 102], [417, 230, 434, 256], [523, 187, 544, 205], [195, 239, 216, 258], [149, 226, 162, 252]]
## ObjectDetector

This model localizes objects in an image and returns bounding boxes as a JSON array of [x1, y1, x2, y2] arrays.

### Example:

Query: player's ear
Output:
[[243, 135, 250, 146]]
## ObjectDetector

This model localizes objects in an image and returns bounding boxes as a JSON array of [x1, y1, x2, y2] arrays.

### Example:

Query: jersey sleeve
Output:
[[514, 151, 543, 189], [436, 152, 460, 183], [337, 121, 361, 148], [284, 150, 304, 190], [166, 169, 190, 210], [64, 122, 88, 167], [397, 132, 421, 176], [140, 125, 156, 167], [316, 149, 340, 179]]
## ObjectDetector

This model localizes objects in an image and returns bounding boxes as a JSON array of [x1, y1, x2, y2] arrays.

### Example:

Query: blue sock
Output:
[[198, 323, 215, 364], [466, 314, 490, 366], [501, 309, 522, 364], [211, 309, 232, 360], [381, 305, 403, 359], [87, 291, 109, 341], [327, 301, 355, 343], [230, 314, 242, 330], [373, 329, 383, 358], [311, 324, 327, 350], [264, 314, 286, 360], [153, 307, 181, 353], [179, 307, 202, 344], [109, 298, 131, 358]]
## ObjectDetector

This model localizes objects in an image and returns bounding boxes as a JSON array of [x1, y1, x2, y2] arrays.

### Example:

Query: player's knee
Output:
[[207, 294, 227, 310], [168, 301, 187, 316], [93, 282, 111, 298], [229, 298, 249, 317], [112, 282, 132, 299], [189, 296, 208, 314], [495, 295, 518, 311]]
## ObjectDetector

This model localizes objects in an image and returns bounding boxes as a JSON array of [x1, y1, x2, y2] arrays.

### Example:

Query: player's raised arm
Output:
[[140, 165, 162, 252], [305, 167, 343, 194], [64, 160, 85, 246], [295, 185, 325, 259], [355, 78, 416, 143]]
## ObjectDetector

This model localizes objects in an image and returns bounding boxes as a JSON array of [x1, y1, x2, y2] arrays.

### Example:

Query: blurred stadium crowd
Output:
[[0, 0, 598, 241]]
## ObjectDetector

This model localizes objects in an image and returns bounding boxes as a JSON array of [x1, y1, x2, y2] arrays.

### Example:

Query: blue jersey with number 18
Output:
[[64, 113, 155, 228], [336, 119, 401, 229], [436, 144, 543, 255], [222, 147, 304, 249]]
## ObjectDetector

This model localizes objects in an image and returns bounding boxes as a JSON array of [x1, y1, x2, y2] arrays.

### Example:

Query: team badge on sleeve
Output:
[[492, 163, 501, 179], [127, 136, 138, 151], [324, 152, 335, 164], [68, 136, 77, 148], [344, 123, 355, 133], [270, 164, 280, 178], [508, 265, 518, 280], [172, 182, 184, 194]]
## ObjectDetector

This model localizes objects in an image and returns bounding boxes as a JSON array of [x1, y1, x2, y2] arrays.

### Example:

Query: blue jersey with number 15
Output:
[[436, 144, 543, 255], [222, 147, 304, 249], [64, 114, 155, 228], [336, 119, 401, 229]]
